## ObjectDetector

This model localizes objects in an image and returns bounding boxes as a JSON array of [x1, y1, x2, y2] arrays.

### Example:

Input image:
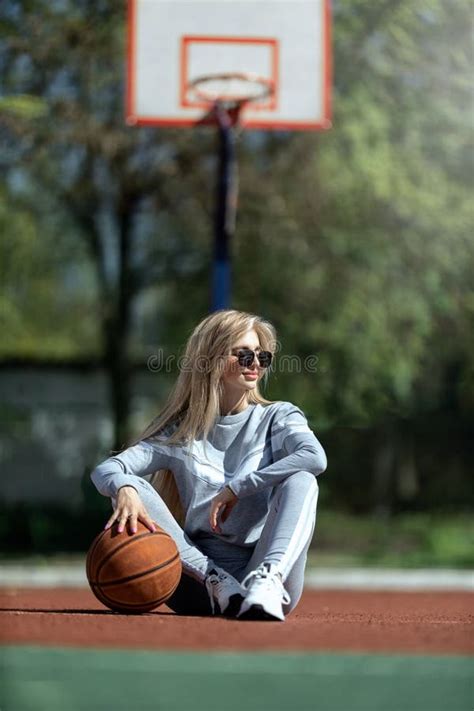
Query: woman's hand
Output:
[[104, 485, 157, 534], [209, 486, 238, 534]]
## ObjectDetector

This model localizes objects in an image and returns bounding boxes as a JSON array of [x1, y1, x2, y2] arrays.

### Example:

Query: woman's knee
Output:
[[280, 470, 319, 494]]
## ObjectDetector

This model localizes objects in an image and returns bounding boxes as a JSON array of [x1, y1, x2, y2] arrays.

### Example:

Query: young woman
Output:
[[91, 309, 327, 621]]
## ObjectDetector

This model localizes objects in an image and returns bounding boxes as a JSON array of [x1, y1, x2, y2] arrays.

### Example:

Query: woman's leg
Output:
[[112, 478, 216, 615], [240, 471, 319, 615], [167, 537, 252, 617], [111, 477, 249, 616]]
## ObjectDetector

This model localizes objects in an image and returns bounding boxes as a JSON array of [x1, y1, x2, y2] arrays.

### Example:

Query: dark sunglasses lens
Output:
[[258, 351, 272, 368], [238, 349, 255, 367], [236, 349, 272, 368]]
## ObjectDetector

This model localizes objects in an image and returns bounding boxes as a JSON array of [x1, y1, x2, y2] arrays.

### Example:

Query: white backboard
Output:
[[127, 0, 332, 130]]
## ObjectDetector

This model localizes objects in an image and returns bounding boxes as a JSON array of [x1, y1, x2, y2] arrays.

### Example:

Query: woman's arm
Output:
[[90, 440, 172, 498], [228, 407, 327, 499]]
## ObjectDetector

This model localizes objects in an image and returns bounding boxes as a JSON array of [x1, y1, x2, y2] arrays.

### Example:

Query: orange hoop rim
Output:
[[187, 71, 274, 107]]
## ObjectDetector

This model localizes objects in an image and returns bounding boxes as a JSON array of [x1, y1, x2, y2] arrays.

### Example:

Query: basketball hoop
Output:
[[127, 0, 332, 311], [187, 72, 274, 128]]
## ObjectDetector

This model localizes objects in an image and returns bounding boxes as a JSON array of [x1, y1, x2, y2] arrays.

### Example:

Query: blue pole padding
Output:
[[212, 258, 231, 311]]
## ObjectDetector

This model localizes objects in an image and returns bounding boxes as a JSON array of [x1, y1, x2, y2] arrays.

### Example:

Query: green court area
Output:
[[1, 646, 472, 711]]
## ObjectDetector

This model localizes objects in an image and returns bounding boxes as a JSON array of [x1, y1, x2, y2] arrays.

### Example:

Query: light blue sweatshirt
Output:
[[90, 400, 327, 547]]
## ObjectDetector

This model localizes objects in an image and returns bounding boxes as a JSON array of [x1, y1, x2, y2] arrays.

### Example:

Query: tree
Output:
[[230, 0, 473, 511], [0, 0, 214, 446], [1, 0, 472, 512]]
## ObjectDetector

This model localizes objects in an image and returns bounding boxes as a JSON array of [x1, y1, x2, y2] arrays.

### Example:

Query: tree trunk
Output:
[[372, 422, 396, 517], [71, 201, 135, 451], [106, 338, 132, 451], [105, 202, 136, 451]]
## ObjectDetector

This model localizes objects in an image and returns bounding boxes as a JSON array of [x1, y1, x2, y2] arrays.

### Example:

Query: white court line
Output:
[[0, 565, 88, 588], [0, 565, 473, 591], [305, 568, 474, 591]]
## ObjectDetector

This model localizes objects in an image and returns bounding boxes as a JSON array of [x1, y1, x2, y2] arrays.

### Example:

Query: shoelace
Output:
[[241, 563, 291, 605]]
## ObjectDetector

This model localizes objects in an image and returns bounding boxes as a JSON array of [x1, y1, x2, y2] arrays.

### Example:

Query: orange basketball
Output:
[[86, 521, 182, 613]]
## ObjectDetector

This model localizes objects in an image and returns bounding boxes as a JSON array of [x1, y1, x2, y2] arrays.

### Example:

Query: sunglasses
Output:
[[232, 348, 273, 368]]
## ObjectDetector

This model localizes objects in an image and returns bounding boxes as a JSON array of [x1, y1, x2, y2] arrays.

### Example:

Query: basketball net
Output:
[[187, 72, 274, 130]]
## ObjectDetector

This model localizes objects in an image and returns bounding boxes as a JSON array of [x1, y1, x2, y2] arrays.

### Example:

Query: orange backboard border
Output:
[[126, 0, 332, 131]]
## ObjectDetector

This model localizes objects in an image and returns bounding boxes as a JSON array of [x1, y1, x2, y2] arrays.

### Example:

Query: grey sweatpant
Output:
[[111, 471, 319, 618]]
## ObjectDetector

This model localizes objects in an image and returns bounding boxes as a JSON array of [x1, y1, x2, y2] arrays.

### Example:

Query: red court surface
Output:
[[1, 587, 472, 655]]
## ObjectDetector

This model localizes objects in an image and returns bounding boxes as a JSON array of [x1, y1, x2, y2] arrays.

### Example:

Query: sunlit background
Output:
[[0, 0, 472, 570]]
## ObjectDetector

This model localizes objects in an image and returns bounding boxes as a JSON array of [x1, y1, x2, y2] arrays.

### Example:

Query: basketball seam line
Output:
[[92, 530, 171, 580], [90, 552, 181, 587], [92, 584, 178, 611]]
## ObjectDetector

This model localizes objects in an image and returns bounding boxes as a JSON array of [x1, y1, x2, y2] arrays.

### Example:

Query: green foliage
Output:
[[0, 0, 472, 510], [0, 94, 47, 119], [0, 504, 471, 568], [0, 189, 100, 357], [234, 0, 473, 427], [0, 0, 210, 363], [309, 510, 474, 568], [0, 501, 110, 556]]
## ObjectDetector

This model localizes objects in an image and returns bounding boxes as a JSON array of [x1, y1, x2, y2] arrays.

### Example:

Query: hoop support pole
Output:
[[211, 103, 239, 311]]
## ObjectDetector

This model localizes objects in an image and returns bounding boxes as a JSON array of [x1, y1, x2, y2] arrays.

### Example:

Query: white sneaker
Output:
[[205, 566, 246, 617], [237, 562, 291, 621]]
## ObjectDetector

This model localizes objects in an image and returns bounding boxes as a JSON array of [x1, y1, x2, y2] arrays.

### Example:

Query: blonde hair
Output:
[[128, 309, 279, 526]]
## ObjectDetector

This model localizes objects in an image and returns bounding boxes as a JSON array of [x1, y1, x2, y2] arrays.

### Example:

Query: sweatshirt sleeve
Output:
[[90, 440, 172, 498], [228, 405, 327, 499]]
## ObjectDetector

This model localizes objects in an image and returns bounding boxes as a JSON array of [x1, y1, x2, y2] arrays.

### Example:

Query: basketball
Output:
[[86, 521, 182, 613]]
